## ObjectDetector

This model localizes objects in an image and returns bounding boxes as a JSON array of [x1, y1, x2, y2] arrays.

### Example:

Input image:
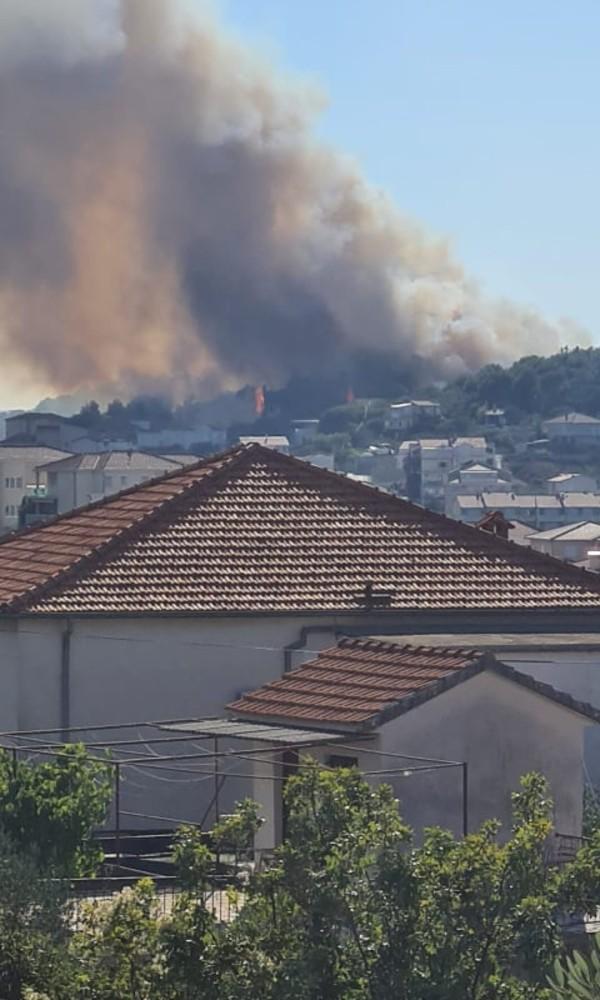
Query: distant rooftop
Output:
[[238, 436, 289, 449], [544, 412, 600, 425], [456, 493, 600, 510], [37, 452, 183, 474], [548, 472, 595, 484], [527, 522, 600, 542]]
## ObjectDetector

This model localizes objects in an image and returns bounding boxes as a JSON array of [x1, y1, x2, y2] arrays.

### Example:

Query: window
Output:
[[326, 754, 359, 769], [15, 477, 22, 489], [3, 505, 8, 515], [3, 478, 8, 489], [8, 478, 14, 489]]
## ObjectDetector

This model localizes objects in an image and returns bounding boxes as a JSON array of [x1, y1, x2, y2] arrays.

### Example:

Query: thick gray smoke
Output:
[[0, 0, 585, 402]]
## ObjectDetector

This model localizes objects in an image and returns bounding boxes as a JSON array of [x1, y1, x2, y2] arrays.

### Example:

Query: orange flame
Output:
[[254, 384, 265, 416]]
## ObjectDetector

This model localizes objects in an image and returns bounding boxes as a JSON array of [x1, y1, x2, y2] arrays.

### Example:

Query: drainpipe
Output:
[[60, 620, 73, 743]]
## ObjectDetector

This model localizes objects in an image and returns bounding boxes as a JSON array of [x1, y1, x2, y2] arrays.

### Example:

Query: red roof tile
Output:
[[227, 637, 600, 728], [228, 639, 481, 725], [0, 443, 599, 614]]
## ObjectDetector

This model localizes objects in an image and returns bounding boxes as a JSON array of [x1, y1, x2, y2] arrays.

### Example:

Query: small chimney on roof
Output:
[[477, 510, 514, 541]]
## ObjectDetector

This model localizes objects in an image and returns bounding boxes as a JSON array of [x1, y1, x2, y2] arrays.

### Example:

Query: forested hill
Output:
[[440, 346, 600, 422]]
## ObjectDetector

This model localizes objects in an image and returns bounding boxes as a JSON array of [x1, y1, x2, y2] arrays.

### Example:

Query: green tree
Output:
[[0, 832, 73, 1000], [0, 745, 113, 875], [549, 933, 600, 999], [227, 767, 600, 1000]]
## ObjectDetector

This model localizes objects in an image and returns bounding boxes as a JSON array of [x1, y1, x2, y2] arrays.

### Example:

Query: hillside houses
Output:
[[0, 444, 600, 825], [452, 491, 600, 531]]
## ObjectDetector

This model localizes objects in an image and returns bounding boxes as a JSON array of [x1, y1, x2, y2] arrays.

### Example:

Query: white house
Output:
[[542, 413, 600, 444], [238, 436, 290, 453], [0, 445, 72, 533], [386, 400, 441, 431], [38, 451, 188, 514], [526, 522, 600, 564], [224, 638, 597, 845], [445, 463, 512, 517], [547, 472, 598, 495], [0, 444, 599, 826]]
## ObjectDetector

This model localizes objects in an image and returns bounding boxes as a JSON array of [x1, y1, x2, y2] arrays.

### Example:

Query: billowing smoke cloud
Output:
[[0, 0, 585, 403]]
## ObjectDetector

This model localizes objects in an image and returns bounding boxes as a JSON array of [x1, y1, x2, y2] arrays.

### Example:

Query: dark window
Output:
[[327, 754, 359, 769]]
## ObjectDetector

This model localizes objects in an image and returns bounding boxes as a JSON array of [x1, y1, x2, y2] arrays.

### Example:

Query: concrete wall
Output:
[[2, 615, 600, 834], [0, 615, 341, 828]]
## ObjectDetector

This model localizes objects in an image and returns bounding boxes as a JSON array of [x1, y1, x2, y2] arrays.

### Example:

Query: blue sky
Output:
[[208, 0, 600, 342]]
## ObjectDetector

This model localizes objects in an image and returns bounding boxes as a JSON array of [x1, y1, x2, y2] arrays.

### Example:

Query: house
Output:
[[238, 435, 290, 453], [453, 492, 600, 531], [547, 472, 598, 495], [4, 412, 88, 451], [542, 413, 600, 444], [386, 400, 441, 431], [137, 426, 227, 451], [445, 463, 512, 517], [292, 420, 320, 446], [526, 522, 600, 564], [484, 408, 506, 428], [0, 445, 73, 533], [225, 638, 598, 845], [0, 444, 600, 823], [38, 451, 188, 514]]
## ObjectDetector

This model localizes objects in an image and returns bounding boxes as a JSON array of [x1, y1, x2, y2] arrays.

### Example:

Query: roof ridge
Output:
[[3, 444, 252, 613], [253, 447, 600, 595]]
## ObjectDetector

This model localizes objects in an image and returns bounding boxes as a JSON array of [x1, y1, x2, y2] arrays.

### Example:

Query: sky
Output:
[[212, 0, 600, 343]]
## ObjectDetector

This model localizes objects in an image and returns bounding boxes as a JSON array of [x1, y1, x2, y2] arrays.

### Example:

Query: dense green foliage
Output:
[[0, 745, 112, 875], [3, 764, 600, 999], [549, 933, 600, 999], [440, 347, 600, 424]]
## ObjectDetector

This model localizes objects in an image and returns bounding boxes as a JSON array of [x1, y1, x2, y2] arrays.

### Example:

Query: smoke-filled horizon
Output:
[[0, 0, 586, 404]]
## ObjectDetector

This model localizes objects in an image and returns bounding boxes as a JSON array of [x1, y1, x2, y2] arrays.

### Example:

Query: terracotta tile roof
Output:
[[0, 443, 599, 614], [228, 639, 479, 726], [227, 637, 600, 730]]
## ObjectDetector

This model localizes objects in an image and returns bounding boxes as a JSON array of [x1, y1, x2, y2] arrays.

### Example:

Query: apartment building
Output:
[[0, 445, 72, 533], [39, 451, 188, 514], [444, 464, 512, 516], [401, 436, 495, 505]]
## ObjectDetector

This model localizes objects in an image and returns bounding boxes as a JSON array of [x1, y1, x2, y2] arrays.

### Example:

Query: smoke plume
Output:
[[0, 0, 585, 403]]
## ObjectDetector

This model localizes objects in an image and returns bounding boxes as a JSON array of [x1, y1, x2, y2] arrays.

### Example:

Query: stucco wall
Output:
[[0, 617, 598, 832], [0, 615, 343, 827], [376, 671, 587, 838]]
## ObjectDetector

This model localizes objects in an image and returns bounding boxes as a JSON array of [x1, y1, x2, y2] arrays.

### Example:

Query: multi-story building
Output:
[[4, 411, 88, 451], [444, 464, 512, 516], [542, 412, 600, 444], [0, 445, 72, 533], [38, 452, 189, 515], [401, 437, 496, 506], [450, 491, 600, 531]]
